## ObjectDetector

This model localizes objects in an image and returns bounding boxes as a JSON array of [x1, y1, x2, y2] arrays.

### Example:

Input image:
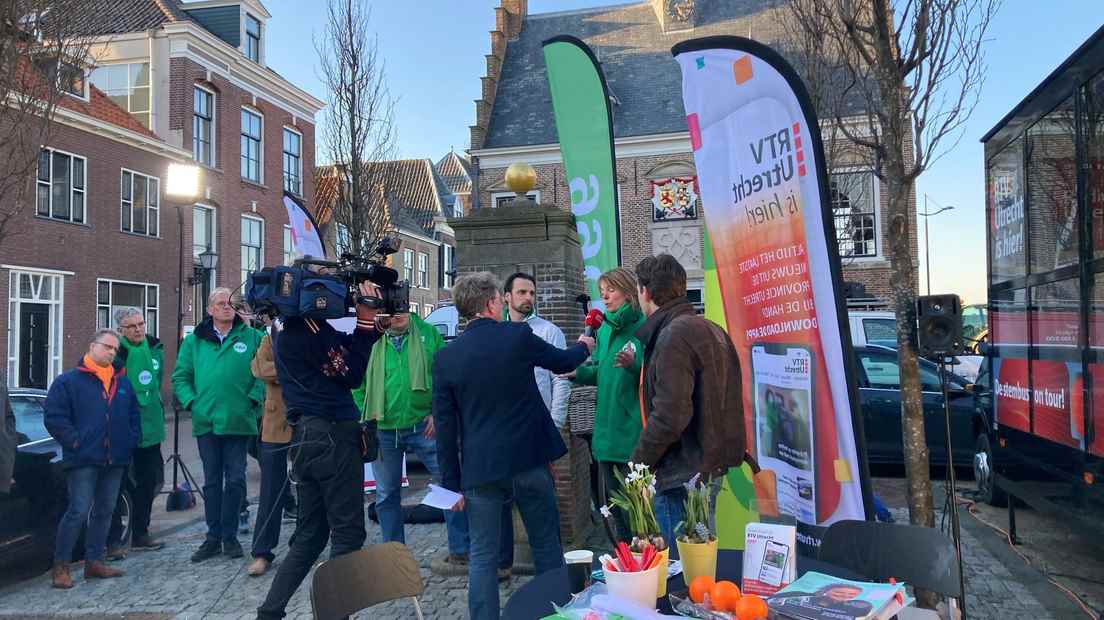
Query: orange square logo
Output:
[[733, 56, 753, 84]]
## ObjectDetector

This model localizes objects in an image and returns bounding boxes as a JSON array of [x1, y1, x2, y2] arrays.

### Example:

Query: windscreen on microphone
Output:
[[583, 308, 605, 338]]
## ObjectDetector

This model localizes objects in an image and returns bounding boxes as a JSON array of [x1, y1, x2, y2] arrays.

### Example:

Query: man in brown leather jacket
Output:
[[630, 254, 746, 556]]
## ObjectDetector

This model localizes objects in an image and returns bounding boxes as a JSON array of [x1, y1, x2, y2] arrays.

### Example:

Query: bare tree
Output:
[[788, 0, 997, 544], [0, 0, 95, 249], [315, 0, 397, 260]]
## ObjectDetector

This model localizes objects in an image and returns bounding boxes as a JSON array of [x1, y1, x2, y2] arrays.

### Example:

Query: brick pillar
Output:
[[448, 198, 593, 555]]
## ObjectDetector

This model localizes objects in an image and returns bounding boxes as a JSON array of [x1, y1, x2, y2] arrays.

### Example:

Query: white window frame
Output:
[[193, 85, 216, 167], [417, 252, 429, 289], [244, 13, 262, 63], [37, 147, 87, 225], [120, 168, 161, 237], [335, 223, 351, 256], [192, 204, 217, 321], [403, 248, 414, 283], [88, 62, 151, 127], [492, 190, 540, 208], [282, 126, 302, 195], [240, 107, 263, 183], [442, 244, 454, 289], [409, 302, 419, 317], [37, 58, 88, 101], [7, 269, 65, 388], [830, 168, 882, 262], [96, 278, 160, 338], [423, 305, 433, 319], [282, 224, 294, 266], [240, 215, 265, 286]]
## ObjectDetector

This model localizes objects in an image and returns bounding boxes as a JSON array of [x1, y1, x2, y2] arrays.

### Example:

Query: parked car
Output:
[[848, 310, 898, 348], [0, 388, 130, 575], [853, 346, 981, 467]]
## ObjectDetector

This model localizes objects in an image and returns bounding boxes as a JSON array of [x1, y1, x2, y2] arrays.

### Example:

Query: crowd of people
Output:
[[39, 252, 748, 620]]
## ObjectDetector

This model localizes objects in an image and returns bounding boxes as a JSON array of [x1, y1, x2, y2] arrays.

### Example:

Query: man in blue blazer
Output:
[[433, 271, 593, 620]]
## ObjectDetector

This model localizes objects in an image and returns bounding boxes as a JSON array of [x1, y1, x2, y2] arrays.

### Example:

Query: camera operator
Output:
[[256, 280, 384, 620]]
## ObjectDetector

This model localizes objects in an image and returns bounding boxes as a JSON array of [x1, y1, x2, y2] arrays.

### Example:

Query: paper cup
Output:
[[604, 563, 661, 610], [564, 550, 594, 593]]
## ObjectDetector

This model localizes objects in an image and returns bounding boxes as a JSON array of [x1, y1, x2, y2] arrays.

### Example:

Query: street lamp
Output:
[[188, 248, 219, 285], [920, 194, 955, 296]]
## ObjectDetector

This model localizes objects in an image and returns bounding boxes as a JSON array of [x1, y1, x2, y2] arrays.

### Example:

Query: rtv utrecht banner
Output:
[[283, 192, 326, 261], [673, 37, 873, 553], [542, 36, 621, 308]]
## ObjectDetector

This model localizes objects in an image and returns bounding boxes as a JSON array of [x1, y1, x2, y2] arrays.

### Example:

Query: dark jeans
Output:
[[258, 417, 365, 620], [252, 441, 291, 561], [598, 461, 631, 540], [466, 466, 564, 620], [654, 486, 688, 560], [55, 465, 125, 563], [108, 444, 163, 546], [196, 433, 248, 543]]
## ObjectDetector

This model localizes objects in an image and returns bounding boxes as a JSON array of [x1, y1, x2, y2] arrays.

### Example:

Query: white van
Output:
[[425, 304, 459, 340], [848, 310, 897, 348]]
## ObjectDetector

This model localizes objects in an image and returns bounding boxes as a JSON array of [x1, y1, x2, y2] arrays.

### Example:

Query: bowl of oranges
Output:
[[668, 576, 770, 620]]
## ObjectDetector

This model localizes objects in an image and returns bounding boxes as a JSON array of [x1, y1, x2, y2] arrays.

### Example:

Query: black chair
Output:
[[819, 520, 961, 601]]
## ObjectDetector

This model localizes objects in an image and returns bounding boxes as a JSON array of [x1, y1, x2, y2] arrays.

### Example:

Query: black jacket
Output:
[[432, 318, 589, 491], [274, 317, 379, 422]]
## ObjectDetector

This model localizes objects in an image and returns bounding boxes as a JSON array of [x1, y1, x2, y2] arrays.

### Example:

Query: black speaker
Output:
[[917, 294, 963, 357]]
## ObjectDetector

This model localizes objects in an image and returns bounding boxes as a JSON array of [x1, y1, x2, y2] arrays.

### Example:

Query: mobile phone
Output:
[[758, 540, 790, 587], [751, 343, 816, 523]]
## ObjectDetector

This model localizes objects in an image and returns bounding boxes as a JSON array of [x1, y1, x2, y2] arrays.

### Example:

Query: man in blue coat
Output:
[[433, 272, 594, 620], [44, 329, 141, 589]]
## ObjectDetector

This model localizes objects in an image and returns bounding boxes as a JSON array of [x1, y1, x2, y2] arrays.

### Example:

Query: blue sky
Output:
[[265, 1, 1104, 305]]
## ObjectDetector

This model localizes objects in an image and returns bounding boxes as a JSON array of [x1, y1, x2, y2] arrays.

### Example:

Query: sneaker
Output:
[[84, 560, 124, 579], [223, 539, 244, 559], [105, 545, 128, 561], [131, 534, 165, 551], [445, 553, 469, 566], [247, 557, 271, 577], [282, 506, 297, 523], [190, 540, 222, 563], [498, 568, 511, 582], [239, 509, 250, 534], [51, 563, 73, 589]]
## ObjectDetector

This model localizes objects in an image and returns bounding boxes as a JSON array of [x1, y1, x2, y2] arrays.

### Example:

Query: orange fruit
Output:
[[709, 580, 742, 611], [689, 575, 716, 604], [734, 593, 769, 620]]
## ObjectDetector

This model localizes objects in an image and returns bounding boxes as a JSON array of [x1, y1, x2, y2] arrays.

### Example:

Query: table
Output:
[[502, 549, 865, 620]]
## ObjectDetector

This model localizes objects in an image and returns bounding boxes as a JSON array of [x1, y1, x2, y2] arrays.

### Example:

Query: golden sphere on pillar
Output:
[[504, 162, 537, 195]]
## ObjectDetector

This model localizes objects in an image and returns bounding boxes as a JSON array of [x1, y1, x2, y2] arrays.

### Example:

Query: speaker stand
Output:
[[939, 358, 968, 618]]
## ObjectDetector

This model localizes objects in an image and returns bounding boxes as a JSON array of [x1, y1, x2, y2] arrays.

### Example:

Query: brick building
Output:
[[468, 0, 920, 307], [1, 0, 323, 389]]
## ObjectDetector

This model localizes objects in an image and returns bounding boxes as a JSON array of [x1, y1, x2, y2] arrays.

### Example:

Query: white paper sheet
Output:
[[421, 484, 463, 510]]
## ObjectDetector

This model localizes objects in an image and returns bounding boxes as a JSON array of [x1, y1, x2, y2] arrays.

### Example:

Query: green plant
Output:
[[677, 474, 715, 544], [602, 462, 666, 551]]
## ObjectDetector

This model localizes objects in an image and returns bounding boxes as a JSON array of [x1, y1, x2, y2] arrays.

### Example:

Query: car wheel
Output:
[[974, 433, 1007, 507]]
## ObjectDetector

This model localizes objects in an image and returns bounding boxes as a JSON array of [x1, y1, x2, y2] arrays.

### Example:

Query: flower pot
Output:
[[632, 545, 670, 597], [604, 563, 661, 609], [676, 538, 718, 586]]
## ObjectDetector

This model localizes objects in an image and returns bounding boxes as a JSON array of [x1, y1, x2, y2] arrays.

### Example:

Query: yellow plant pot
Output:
[[676, 538, 718, 586], [632, 545, 670, 597]]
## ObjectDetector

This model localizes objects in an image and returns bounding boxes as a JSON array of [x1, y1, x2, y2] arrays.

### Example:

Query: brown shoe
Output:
[[247, 557, 270, 577], [51, 563, 73, 589], [84, 560, 124, 579]]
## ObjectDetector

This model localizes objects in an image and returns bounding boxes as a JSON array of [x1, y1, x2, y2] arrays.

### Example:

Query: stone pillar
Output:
[[447, 168, 594, 564]]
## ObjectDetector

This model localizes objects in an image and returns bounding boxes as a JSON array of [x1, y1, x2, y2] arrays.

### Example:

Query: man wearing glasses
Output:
[[44, 330, 141, 588], [104, 307, 166, 559]]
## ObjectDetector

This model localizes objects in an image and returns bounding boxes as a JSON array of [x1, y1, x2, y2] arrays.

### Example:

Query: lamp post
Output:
[[920, 194, 955, 296]]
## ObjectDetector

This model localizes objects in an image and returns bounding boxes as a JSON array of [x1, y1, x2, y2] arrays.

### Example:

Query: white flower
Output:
[[628, 471, 642, 483], [600, 505, 612, 519], [688, 473, 701, 489], [627, 461, 636, 470], [634, 462, 647, 472]]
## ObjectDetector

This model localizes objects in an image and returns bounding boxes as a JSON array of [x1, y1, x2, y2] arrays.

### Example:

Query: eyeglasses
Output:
[[121, 321, 145, 330], [94, 341, 118, 352]]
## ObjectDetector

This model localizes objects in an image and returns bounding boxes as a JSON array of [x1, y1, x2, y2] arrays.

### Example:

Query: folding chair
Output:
[[310, 542, 426, 620]]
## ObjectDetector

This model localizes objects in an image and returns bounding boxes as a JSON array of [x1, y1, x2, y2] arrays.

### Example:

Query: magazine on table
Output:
[[766, 571, 912, 620]]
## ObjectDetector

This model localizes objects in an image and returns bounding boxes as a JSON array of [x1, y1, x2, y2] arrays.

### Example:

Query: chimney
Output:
[[471, 0, 528, 151], [652, 0, 696, 33]]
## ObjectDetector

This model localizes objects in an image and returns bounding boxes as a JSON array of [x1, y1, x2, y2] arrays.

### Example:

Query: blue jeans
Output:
[[252, 441, 291, 561], [55, 465, 125, 563], [196, 433, 248, 543], [466, 466, 564, 620], [375, 420, 468, 555], [654, 486, 688, 560]]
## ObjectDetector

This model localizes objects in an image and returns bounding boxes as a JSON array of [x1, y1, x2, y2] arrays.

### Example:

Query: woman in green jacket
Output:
[[572, 268, 645, 537]]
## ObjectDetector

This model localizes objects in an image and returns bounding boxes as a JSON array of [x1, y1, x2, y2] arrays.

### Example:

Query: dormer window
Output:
[[36, 58, 87, 100], [245, 14, 261, 62]]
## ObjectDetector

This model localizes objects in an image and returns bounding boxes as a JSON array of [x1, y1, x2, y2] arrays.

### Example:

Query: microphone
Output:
[[583, 309, 605, 338]]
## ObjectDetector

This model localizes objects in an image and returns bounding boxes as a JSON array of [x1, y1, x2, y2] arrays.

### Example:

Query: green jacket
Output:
[[114, 335, 165, 448], [352, 314, 444, 431], [574, 304, 646, 463], [172, 317, 265, 437]]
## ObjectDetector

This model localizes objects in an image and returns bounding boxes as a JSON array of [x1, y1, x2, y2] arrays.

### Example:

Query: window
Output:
[[97, 280, 159, 337], [862, 318, 897, 347], [283, 225, 294, 266], [245, 14, 261, 62], [36, 149, 86, 224], [409, 302, 419, 316], [423, 305, 433, 319], [283, 128, 302, 195], [11, 396, 48, 444], [403, 248, 414, 282], [193, 87, 214, 166], [831, 172, 877, 258], [241, 217, 264, 285], [192, 205, 216, 319], [417, 252, 428, 288], [440, 244, 455, 288], [1027, 94, 1077, 273], [89, 63, 150, 127], [336, 223, 352, 255], [858, 352, 944, 392], [493, 191, 540, 208], [240, 109, 262, 182], [120, 170, 160, 236], [37, 58, 86, 99]]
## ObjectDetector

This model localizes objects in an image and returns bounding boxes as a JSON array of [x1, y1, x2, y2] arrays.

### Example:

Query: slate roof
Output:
[[483, 0, 858, 149], [434, 151, 474, 195], [314, 160, 455, 237], [70, 0, 187, 35]]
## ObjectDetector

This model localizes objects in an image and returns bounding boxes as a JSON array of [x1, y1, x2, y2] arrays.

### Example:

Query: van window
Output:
[[863, 318, 897, 347], [858, 351, 944, 391]]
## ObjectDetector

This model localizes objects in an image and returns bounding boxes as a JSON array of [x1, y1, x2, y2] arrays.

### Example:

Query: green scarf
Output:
[[603, 302, 640, 331], [361, 322, 429, 422], [121, 337, 155, 406]]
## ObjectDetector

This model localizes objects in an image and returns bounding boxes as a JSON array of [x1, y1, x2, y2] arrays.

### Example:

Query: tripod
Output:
[[938, 357, 968, 619], [163, 400, 204, 510]]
